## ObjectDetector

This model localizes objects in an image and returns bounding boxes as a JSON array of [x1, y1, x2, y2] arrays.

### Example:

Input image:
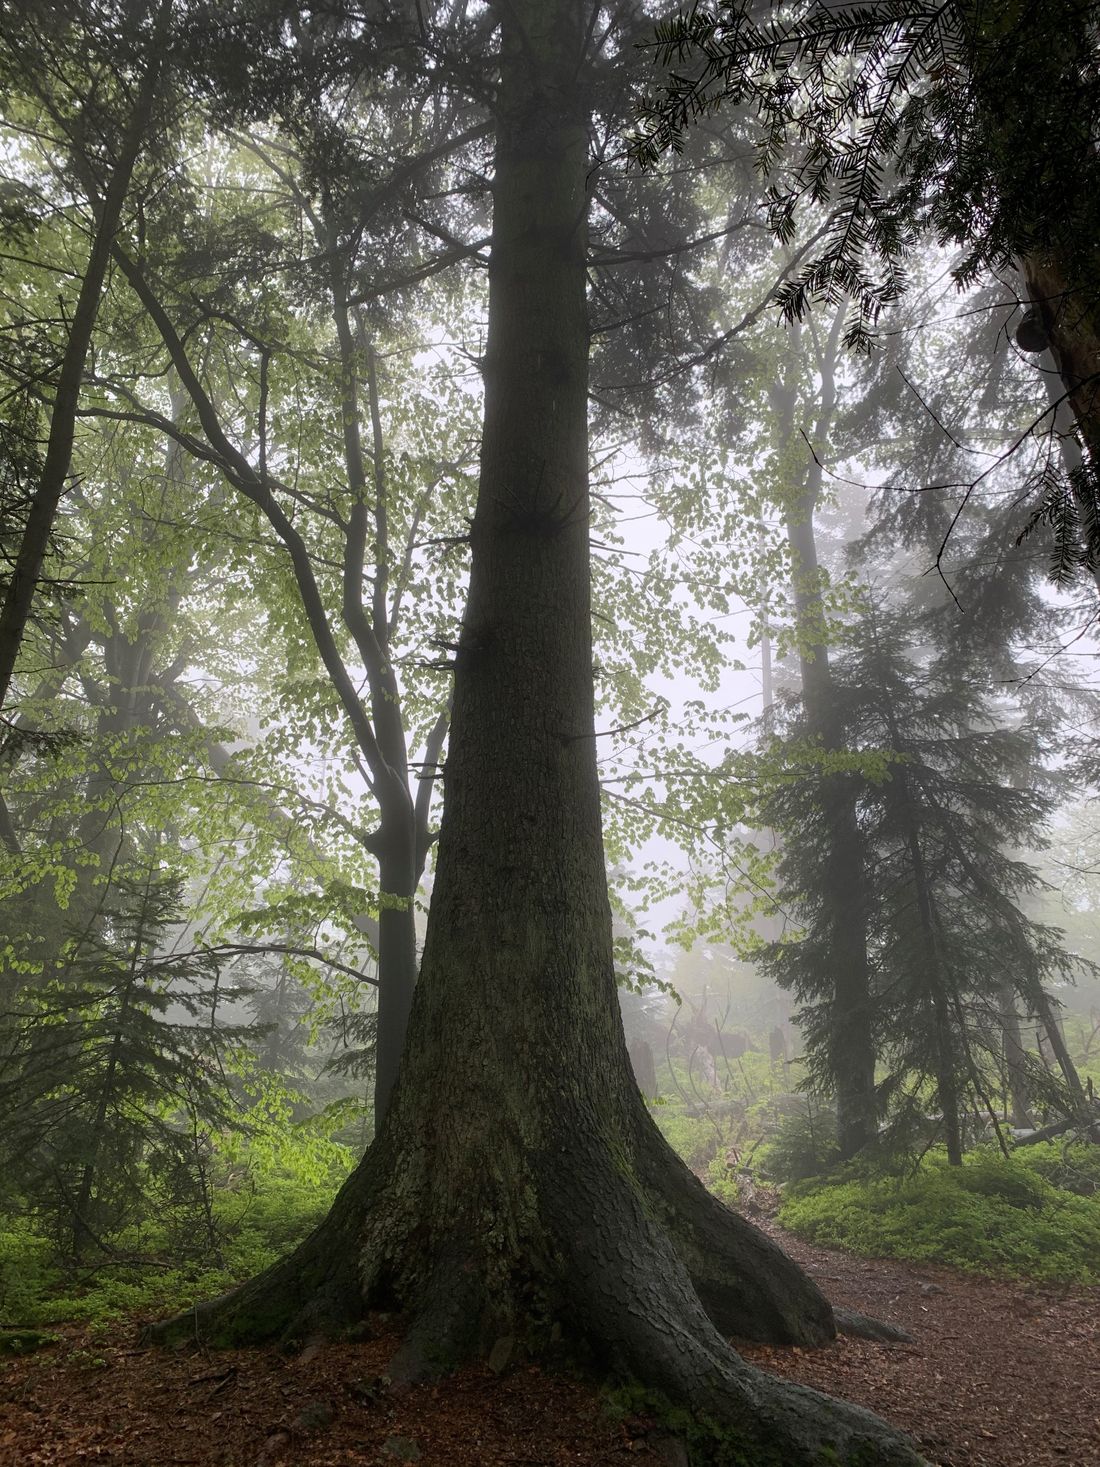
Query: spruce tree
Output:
[[763, 597, 1091, 1160], [0, 869, 244, 1256], [138, 6, 923, 1460]]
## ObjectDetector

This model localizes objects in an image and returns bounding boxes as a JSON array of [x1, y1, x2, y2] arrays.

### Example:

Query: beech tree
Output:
[[145, 5, 925, 1462], [0, 0, 176, 713]]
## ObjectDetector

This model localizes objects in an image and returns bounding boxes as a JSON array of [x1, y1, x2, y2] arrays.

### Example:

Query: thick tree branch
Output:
[[111, 244, 396, 794]]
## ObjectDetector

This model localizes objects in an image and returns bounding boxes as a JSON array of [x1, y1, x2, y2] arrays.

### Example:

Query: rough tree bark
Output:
[[148, 5, 924, 1461], [1023, 256, 1100, 472]]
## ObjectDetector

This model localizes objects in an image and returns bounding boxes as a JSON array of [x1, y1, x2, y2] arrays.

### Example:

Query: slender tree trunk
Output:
[[114, 244, 437, 1128], [1030, 983, 1092, 1125], [72, 1016, 126, 1259], [145, 7, 923, 1460], [999, 981, 1033, 1129], [772, 322, 877, 1160], [0, 0, 170, 714], [373, 833, 418, 1121], [73, 936, 143, 1258], [897, 804, 962, 1165]]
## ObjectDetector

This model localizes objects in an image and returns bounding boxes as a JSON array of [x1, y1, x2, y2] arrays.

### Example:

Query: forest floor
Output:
[[1, 1220, 1097, 1467], [742, 1216, 1100, 1467]]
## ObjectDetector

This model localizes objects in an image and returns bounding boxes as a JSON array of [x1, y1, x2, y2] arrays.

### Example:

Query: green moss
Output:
[[0, 1327, 59, 1356], [779, 1147, 1100, 1285], [603, 1383, 867, 1467]]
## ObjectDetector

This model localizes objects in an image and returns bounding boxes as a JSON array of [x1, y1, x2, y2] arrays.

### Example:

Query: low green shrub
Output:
[[0, 1221, 60, 1323], [653, 1108, 731, 1173], [34, 1263, 237, 1330], [1014, 1139, 1100, 1196], [950, 1156, 1048, 1210], [0, 1158, 348, 1330], [755, 1103, 840, 1183], [779, 1148, 1100, 1285], [212, 1165, 344, 1276], [703, 1156, 742, 1208]]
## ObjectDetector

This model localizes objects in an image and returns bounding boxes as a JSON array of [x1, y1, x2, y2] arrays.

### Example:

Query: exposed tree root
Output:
[[834, 1308, 914, 1344], [543, 1143, 927, 1466], [633, 1111, 835, 1346], [146, 1127, 926, 1465]]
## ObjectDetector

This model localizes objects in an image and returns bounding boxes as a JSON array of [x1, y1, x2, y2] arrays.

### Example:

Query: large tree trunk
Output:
[[146, 5, 923, 1461], [1023, 256, 1100, 472], [999, 981, 1033, 1130]]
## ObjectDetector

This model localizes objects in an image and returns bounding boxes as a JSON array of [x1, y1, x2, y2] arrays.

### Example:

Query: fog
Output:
[[2, 4, 1099, 1460]]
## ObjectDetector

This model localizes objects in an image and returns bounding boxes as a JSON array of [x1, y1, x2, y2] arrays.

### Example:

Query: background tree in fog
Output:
[[0, 0, 177, 712]]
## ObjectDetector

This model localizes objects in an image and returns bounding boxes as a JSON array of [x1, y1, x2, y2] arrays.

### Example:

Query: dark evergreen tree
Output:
[[141, 4, 923, 1460], [764, 307, 878, 1161], [763, 598, 1092, 1161], [0, 870, 245, 1257]]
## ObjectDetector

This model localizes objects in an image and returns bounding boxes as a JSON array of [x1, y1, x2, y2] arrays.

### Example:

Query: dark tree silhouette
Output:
[[633, 0, 1100, 580]]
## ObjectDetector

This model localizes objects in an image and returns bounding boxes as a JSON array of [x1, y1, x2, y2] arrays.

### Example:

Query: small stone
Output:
[[487, 1334, 514, 1374], [294, 1398, 336, 1431], [380, 1435, 422, 1462]]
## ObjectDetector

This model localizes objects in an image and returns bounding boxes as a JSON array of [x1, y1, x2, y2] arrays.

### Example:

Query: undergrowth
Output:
[[778, 1143, 1100, 1285], [0, 1154, 351, 1332]]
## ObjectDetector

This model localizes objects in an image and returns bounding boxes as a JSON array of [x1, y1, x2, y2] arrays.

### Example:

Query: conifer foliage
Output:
[[634, 0, 1100, 346], [763, 598, 1091, 1161], [0, 870, 244, 1258]]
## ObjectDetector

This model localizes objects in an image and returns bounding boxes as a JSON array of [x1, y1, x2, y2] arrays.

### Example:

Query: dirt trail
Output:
[[743, 1218, 1100, 1467]]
